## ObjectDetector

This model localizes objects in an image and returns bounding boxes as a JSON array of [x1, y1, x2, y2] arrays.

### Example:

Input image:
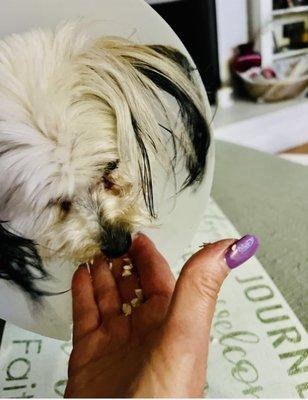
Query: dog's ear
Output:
[[0, 224, 49, 300], [83, 40, 211, 217], [135, 44, 211, 187]]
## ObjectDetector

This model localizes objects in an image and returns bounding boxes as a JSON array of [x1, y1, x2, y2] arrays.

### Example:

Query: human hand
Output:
[[65, 233, 258, 398]]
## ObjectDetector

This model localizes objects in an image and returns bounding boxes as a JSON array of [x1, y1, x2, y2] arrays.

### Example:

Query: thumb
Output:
[[166, 235, 259, 345]]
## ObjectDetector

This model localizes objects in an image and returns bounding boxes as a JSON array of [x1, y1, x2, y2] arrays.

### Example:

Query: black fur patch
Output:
[[148, 45, 196, 81], [131, 46, 211, 215], [131, 115, 156, 218], [0, 224, 49, 300]]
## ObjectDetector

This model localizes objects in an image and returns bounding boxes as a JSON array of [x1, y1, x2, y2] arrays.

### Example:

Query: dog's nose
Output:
[[101, 225, 132, 259]]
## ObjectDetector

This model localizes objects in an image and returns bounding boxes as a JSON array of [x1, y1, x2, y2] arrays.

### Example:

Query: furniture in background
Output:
[[147, 0, 220, 104], [249, 0, 308, 69]]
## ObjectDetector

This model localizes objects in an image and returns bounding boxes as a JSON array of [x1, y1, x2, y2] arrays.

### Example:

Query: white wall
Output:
[[216, 0, 249, 85]]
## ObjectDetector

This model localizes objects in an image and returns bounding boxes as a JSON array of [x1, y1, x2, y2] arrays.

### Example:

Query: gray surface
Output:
[[212, 97, 307, 129], [212, 140, 308, 330]]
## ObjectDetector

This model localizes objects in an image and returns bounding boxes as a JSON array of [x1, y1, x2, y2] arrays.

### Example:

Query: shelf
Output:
[[273, 47, 308, 59], [272, 5, 308, 16]]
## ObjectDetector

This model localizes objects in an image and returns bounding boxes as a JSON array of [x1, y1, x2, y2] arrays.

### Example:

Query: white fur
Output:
[[0, 21, 206, 264]]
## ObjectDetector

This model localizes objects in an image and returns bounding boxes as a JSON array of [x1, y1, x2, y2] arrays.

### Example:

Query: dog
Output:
[[0, 21, 210, 299]]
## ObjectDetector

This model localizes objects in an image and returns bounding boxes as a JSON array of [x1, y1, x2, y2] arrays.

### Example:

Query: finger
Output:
[[111, 257, 140, 304], [71, 265, 100, 344], [132, 295, 171, 336], [91, 255, 122, 321], [166, 235, 259, 345], [129, 233, 175, 299]]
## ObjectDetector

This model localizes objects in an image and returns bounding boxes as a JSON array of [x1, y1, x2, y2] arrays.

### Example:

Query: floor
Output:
[[280, 143, 308, 165], [212, 96, 308, 129], [284, 142, 308, 154], [213, 96, 308, 154]]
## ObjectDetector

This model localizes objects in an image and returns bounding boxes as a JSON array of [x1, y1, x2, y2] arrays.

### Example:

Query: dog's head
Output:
[[0, 22, 210, 297]]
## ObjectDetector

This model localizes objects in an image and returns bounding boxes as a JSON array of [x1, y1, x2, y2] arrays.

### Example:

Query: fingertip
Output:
[[199, 238, 237, 257], [190, 235, 259, 273], [129, 232, 175, 298], [225, 235, 259, 269], [72, 264, 89, 288], [183, 238, 236, 277], [130, 232, 156, 256]]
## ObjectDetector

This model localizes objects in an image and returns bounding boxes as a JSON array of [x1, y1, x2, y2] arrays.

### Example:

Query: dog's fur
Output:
[[0, 22, 210, 298]]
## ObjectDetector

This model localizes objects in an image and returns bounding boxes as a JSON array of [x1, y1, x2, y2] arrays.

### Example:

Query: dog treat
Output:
[[122, 303, 132, 316], [121, 262, 133, 277], [131, 297, 142, 308], [122, 270, 132, 277], [135, 288, 143, 300]]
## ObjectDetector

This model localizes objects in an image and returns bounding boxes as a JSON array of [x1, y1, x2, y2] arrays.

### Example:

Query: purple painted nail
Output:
[[225, 235, 259, 269]]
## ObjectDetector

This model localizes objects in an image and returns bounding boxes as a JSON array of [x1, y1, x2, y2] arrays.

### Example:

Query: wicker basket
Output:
[[238, 70, 308, 103]]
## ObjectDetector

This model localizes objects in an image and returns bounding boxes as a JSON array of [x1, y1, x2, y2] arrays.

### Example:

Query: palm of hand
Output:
[[65, 236, 175, 398]]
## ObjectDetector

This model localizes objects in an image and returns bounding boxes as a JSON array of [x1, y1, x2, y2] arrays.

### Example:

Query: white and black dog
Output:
[[0, 22, 210, 299]]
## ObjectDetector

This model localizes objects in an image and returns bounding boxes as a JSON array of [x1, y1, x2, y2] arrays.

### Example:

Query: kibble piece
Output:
[[122, 303, 132, 316], [135, 288, 143, 300], [122, 270, 132, 277], [109, 261, 113, 271], [121, 263, 133, 278], [131, 297, 142, 308]]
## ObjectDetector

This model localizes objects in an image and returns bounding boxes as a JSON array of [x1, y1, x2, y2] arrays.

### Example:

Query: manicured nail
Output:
[[225, 235, 259, 269]]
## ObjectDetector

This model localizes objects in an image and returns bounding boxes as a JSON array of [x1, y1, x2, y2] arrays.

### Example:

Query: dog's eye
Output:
[[106, 160, 119, 172], [60, 200, 72, 213]]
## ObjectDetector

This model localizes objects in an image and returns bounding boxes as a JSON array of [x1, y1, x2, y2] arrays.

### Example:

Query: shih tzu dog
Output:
[[0, 22, 210, 299]]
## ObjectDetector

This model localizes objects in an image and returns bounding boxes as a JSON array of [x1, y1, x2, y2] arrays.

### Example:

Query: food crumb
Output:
[[131, 297, 141, 308], [135, 288, 143, 300], [121, 263, 133, 277], [122, 269, 132, 277], [122, 303, 132, 316]]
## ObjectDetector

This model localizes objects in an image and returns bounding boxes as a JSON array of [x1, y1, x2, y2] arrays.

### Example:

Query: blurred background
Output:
[[148, 0, 308, 160], [146, 0, 308, 332]]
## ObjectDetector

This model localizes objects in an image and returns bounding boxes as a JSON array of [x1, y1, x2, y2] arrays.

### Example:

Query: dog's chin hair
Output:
[[0, 21, 211, 300]]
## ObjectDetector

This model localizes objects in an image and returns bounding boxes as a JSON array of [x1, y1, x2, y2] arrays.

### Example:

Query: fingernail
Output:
[[225, 235, 259, 269]]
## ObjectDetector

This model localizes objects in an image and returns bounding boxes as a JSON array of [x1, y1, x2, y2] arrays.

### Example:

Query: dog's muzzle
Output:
[[101, 225, 132, 259]]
